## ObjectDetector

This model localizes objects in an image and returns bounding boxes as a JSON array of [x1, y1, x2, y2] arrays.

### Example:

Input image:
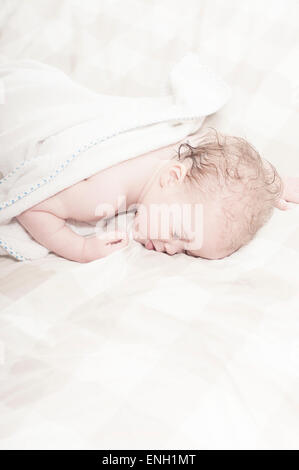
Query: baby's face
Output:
[[132, 160, 227, 259]]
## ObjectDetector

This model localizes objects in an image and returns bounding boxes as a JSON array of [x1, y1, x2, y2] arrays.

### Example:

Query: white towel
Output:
[[0, 52, 231, 261]]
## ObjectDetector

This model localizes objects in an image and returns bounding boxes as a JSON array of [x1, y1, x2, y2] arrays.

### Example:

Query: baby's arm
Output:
[[16, 209, 128, 262]]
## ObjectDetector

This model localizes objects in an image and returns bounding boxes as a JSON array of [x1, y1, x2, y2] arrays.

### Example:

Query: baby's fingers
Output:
[[282, 176, 299, 203], [99, 231, 129, 253], [275, 198, 295, 211]]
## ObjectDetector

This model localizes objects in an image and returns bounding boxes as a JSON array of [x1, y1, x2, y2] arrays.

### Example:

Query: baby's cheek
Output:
[[134, 207, 165, 240], [132, 215, 145, 240]]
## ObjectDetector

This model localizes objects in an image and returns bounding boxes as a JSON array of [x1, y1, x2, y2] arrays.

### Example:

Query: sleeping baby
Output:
[[16, 127, 299, 263]]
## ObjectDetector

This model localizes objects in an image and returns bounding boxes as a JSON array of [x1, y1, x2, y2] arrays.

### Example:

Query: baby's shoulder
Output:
[[29, 189, 69, 218], [29, 174, 103, 221], [30, 176, 89, 213]]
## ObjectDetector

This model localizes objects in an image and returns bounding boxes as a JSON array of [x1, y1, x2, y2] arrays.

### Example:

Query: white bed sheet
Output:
[[0, 0, 299, 450]]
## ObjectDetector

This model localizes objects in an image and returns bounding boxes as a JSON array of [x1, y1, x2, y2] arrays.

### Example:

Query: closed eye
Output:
[[172, 229, 191, 242]]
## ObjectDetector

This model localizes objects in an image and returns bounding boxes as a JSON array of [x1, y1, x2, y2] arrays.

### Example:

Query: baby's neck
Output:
[[115, 140, 182, 210]]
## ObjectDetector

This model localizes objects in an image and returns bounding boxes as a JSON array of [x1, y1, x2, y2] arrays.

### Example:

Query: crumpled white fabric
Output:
[[0, 52, 231, 260]]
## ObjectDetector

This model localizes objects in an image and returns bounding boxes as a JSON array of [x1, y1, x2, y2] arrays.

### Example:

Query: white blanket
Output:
[[0, 53, 231, 261]]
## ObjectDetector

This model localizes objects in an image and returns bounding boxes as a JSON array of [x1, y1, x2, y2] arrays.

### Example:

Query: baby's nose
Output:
[[164, 244, 177, 255], [153, 240, 165, 252]]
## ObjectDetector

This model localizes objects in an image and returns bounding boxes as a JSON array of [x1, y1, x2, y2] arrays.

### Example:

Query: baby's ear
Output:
[[160, 162, 185, 187]]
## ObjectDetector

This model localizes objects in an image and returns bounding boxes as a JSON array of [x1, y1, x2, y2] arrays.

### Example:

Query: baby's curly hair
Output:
[[172, 127, 283, 257]]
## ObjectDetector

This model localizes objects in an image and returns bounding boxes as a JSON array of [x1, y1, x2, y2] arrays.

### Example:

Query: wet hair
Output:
[[171, 127, 283, 257]]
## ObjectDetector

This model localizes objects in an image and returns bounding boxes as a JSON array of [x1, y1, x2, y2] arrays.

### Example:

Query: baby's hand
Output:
[[276, 176, 299, 210], [83, 230, 129, 262]]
